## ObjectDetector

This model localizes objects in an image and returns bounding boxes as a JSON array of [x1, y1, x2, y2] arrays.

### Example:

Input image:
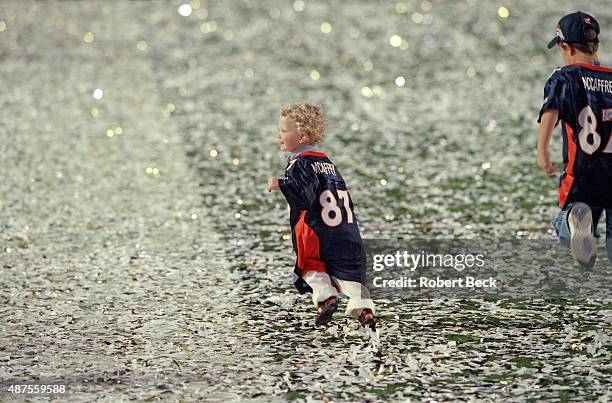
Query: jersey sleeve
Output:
[[538, 69, 569, 125], [278, 158, 319, 211]]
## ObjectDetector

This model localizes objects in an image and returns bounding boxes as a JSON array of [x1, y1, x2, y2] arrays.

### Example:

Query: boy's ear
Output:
[[561, 42, 576, 56]]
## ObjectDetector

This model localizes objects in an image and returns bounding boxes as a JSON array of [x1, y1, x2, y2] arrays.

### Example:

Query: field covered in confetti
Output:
[[0, 0, 611, 401]]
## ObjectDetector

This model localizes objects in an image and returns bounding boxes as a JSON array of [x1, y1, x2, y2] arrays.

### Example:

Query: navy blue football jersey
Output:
[[278, 150, 364, 290], [538, 63, 612, 208]]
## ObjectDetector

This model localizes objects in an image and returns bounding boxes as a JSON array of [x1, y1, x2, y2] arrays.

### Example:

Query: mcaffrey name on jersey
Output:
[[311, 161, 336, 175], [372, 276, 497, 289], [582, 76, 612, 94]]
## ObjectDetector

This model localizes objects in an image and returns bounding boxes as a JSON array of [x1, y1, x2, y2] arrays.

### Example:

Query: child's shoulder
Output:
[[543, 65, 589, 85], [545, 66, 565, 81], [288, 151, 337, 175], [294, 150, 329, 159], [555, 63, 612, 76], [544, 64, 612, 90], [542, 67, 565, 87]]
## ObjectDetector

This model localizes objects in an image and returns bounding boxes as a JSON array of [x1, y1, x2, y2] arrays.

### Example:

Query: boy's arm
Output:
[[536, 109, 559, 174], [536, 69, 568, 175], [277, 159, 319, 209], [267, 177, 280, 192]]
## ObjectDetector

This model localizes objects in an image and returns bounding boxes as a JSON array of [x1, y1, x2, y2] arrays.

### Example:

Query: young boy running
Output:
[[536, 11, 612, 268], [267, 104, 376, 330]]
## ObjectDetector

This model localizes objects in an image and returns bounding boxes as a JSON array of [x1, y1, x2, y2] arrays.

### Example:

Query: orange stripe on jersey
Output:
[[297, 151, 328, 158], [295, 211, 327, 274], [559, 122, 577, 208], [568, 63, 612, 73]]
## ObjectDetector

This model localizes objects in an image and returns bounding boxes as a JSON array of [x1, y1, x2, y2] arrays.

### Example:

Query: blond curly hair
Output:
[[280, 103, 326, 144]]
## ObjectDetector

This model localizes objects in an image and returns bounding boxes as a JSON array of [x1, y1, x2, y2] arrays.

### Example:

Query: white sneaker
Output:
[[568, 202, 597, 269]]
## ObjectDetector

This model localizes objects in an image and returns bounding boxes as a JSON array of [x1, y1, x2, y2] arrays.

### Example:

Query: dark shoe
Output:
[[358, 308, 376, 331], [568, 203, 597, 269], [315, 296, 338, 326]]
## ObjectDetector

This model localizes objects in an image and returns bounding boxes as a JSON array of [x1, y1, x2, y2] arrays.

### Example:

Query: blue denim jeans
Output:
[[553, 203, 612, 261]]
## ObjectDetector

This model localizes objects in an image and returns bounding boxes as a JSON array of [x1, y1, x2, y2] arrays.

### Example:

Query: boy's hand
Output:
[[268, 176, 280, 192], [536, 147, 557, 174]]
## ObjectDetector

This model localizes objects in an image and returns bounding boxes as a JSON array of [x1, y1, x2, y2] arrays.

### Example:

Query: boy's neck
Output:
[[287, 144, 320, 161], [567, 52, 599, 66]]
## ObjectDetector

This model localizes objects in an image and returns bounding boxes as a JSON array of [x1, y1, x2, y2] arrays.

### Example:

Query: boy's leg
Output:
[[302, 271, 338, 307], [302, 271, 339, 326], [591, 206, 603, 238], [553, 204, 572, 248], [330, 276, 376, 318], [294, 211, 338, 306]]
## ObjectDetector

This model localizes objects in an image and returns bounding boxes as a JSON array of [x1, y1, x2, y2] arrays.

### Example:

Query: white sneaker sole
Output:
[[568, 203, 597, 269]]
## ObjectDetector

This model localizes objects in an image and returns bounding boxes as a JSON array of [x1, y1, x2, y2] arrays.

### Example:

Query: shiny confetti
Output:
[[389, 35, 402, 47], [178, 4, 192, 17], [293, 0, 305, 12], [498, 6, 510, 19], [83, 31, 94, 43]]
